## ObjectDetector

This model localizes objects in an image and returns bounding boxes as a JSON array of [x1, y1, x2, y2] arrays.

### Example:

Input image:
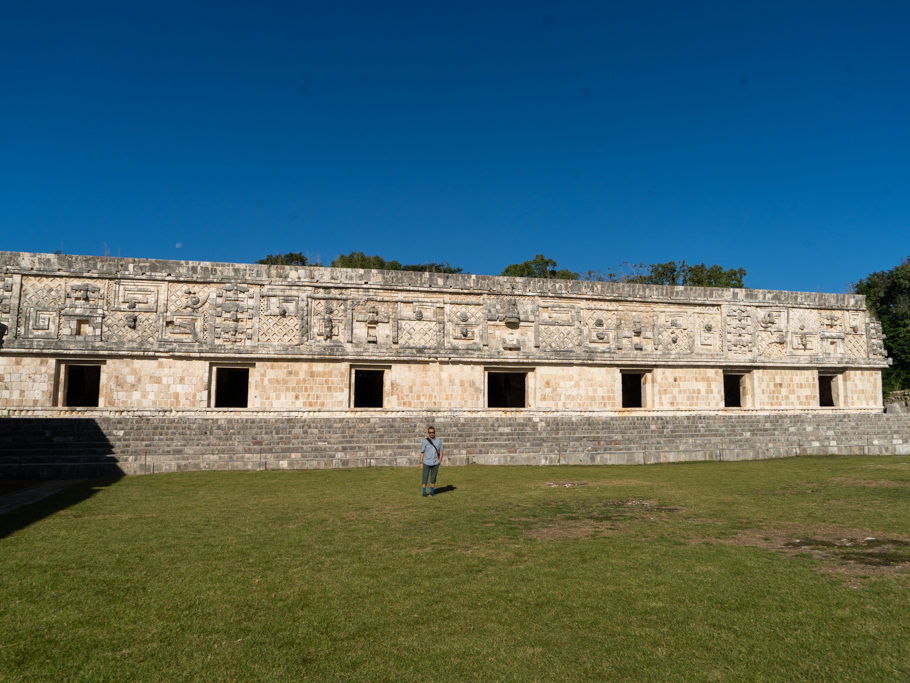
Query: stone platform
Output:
[[2, 411, 909, 478]]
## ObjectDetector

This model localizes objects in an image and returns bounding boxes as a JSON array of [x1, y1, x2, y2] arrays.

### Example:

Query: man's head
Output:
[[427, 427, 435, 438]]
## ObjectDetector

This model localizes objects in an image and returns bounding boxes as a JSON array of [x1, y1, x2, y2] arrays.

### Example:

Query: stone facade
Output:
[[0, 251, 890, 414]]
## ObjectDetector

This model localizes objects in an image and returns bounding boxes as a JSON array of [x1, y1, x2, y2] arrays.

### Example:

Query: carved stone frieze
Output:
[[616, 311, 657, 353], [163, 283, 211, 343], [0, 252, 890, 370], [725, 306, 754, 356], [447, 303, 483, 343], [112, 280, 165, 313], [694, 312, 722, 353], [655, 311, 693, 354], [260, 289, 305, 346], [312, 298, 346, 343], [1, 276, 14, 315], [212, 284, 256, 345], [583, 310, 617, 349], [353, 300, 394, 345], [18, 277, 64, 339], [868, 319, 887, 359], [789, 309, 820, 354]]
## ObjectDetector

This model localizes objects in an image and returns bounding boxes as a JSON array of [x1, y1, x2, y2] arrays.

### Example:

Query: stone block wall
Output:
[[751, 369, 819, 409], [252, 361, 348, 410], [652, 368, 723, 409], [0, 250, 892, 415], [104, 358, 210, 409], [0, 356, 55, 406], [842, 370, 882, 409], [2, 412, 910, 478], [536, 366, 618, 410]]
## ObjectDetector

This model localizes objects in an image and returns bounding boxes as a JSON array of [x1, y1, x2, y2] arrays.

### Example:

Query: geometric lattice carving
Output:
[[843, 333, 867, 358], [18, 277, 65, 339], [259, 316, 299, 345], [656, 312, 692, 354], [105, 311, 159, 345], [756, 330, 787, 358], [259, 291, 302, 346], [399, 320, 438, 347], [539, 324, 578, 351]]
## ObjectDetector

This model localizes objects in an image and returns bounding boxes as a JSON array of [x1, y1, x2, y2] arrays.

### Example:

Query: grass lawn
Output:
[[1, 455, 909, 681]]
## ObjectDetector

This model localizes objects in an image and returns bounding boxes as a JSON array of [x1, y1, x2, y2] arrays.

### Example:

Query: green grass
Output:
[[2, 455, 909, 681]]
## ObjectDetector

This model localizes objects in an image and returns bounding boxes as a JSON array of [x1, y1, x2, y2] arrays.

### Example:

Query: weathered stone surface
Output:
[[0, 251, 888, 412], [1, 412, 909, 478], [0, 251, 901, 477]]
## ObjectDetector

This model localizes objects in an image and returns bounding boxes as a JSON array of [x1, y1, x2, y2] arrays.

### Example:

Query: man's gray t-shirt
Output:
[[421, 437, 443, 466]]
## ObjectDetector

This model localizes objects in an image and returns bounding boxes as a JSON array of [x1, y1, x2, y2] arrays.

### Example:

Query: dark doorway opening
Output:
[[621, 372, 644, 408], [724, 374, 743, 408], [215, 367, 249, 408], [488, 372, 526, 408], [64, 364, 101, 407], [354, 369, 384, 408], [819, 375, 835, 407]]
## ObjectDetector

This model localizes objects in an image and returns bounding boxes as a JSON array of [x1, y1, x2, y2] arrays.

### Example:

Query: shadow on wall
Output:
[[0, 418, 123, 479], [0, 418, 124, 538]]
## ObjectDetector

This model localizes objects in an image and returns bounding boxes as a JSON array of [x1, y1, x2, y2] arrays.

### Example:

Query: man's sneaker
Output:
[[430, 490, 435, 496], [422, 491, 427, 497]]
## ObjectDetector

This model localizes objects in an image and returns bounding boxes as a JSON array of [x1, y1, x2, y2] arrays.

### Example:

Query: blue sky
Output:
[[1, 1, 908, 293]]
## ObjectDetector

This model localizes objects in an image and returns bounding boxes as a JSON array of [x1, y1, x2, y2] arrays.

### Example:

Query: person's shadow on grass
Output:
[[432, 485, 456, 495]]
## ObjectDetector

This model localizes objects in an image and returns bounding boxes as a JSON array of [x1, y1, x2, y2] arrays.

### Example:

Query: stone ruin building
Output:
[[1, 250, 908, 477]]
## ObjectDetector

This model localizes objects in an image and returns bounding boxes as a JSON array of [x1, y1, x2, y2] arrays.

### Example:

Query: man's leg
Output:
[[429, 464, 439, 495], [421, 464, 429, 496]]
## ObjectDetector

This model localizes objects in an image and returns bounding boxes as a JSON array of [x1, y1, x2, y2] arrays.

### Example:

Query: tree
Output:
[[853, 256, 910, 394], [501, 254, 578, 280], [257, 252, 310, 266], [607, 260, 746, 287], [331, 252, 402, 270], [401, 262, 463, 273], [329, 252, 462, 273]]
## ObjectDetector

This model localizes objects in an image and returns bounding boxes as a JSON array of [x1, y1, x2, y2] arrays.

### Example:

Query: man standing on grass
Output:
[[419, 426, 443, 497]]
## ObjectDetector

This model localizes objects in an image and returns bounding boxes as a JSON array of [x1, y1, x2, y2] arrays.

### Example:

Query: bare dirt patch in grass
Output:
[[541, 479, 652, 489], [527, 519, 618, 540], [717, 523, 910, 577], [525, 499, 681, 540]]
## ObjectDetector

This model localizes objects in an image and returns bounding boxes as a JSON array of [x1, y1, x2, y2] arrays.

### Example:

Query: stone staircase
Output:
[[2, 412, 910, 477]]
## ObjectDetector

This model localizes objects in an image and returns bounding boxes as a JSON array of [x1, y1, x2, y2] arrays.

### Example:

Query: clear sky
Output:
[[2, 1, 908, 293]]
